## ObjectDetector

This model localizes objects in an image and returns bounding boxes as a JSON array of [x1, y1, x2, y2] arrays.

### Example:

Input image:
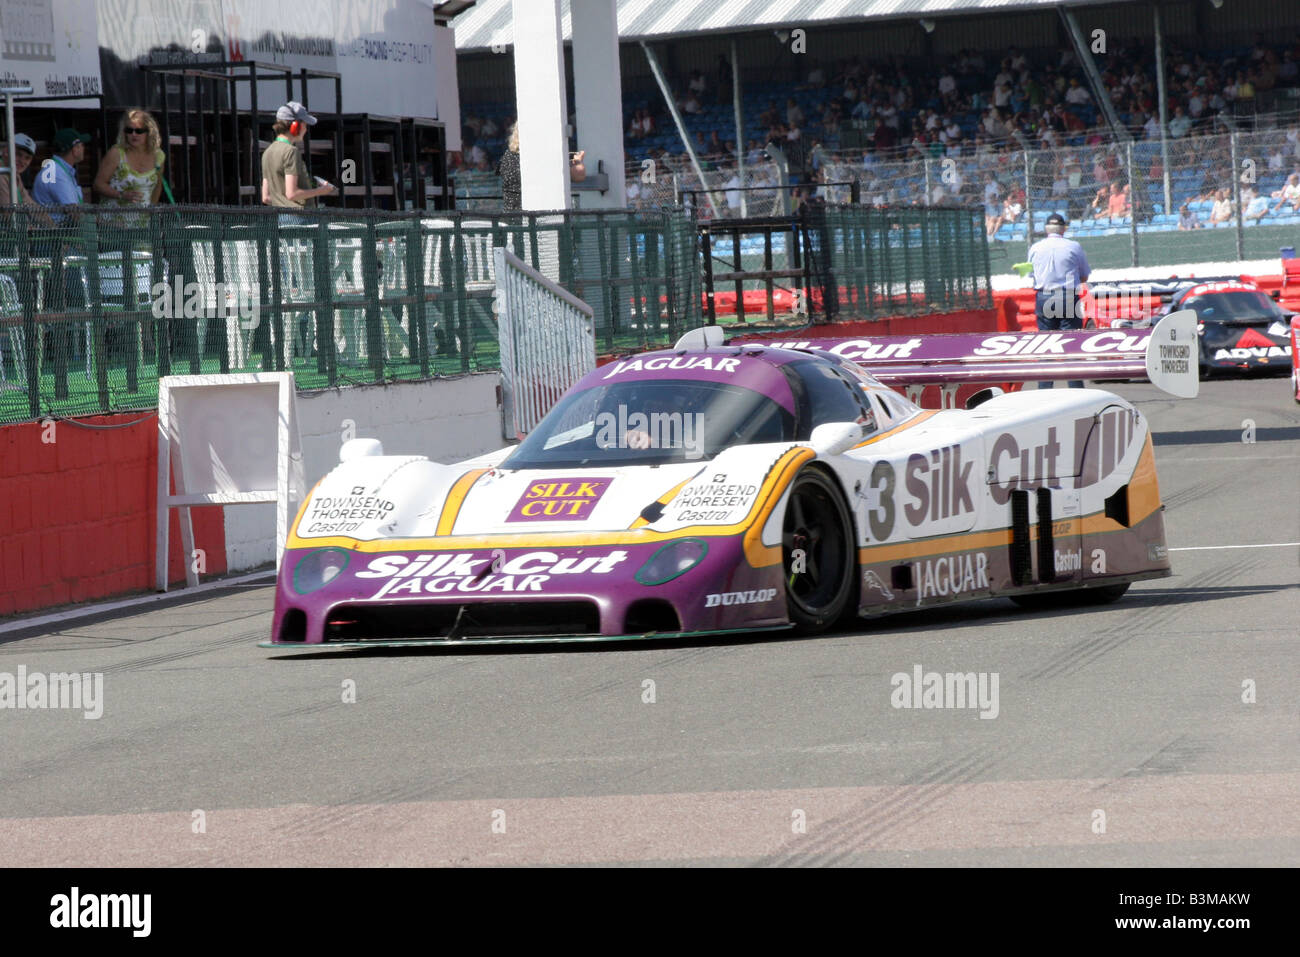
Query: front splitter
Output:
[[258, 623, 793, 651]]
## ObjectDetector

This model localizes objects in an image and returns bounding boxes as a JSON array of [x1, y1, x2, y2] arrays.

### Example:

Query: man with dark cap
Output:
[[1027, 211, 1091, 388], [31, 128, 90, 221]]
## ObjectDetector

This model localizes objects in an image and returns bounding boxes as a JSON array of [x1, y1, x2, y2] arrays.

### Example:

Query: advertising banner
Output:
[[0, 0, 103, 108], [91, 0, 442, 119]]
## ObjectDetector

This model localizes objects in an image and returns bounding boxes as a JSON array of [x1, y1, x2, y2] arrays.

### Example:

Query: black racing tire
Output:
[[1010, 582, 1130, 610], [1292, 368, 1300, 405], [782, 468, 857, 634]]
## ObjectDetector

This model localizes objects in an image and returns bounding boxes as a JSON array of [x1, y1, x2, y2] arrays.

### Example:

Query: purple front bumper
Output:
[[269, 537, 789, 645]]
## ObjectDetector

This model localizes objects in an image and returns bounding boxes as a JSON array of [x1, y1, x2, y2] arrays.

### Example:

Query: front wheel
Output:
[[782, 468, 856, 633]]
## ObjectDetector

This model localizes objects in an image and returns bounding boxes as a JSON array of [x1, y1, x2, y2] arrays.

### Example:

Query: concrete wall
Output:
[[224, 372, 506, 571]]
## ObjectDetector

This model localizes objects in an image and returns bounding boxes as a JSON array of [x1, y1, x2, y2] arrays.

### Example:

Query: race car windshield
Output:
[[502, 380, 795, 469], [1183, 291, 1285, 322]]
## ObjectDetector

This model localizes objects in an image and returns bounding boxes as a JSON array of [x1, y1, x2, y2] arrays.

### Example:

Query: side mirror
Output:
[[965, 386, 1005, 409], [810, 421, 863, 456], [673, 325, 726, 351], [340, 437, 383, 463]]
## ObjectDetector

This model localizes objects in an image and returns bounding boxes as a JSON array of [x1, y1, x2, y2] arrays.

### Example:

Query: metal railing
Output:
[[495, 246, 594, 438]]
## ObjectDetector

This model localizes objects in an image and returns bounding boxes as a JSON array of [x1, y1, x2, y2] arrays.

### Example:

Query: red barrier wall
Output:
[[0, 413, 227, 618], [994, 271, 1300, 332]]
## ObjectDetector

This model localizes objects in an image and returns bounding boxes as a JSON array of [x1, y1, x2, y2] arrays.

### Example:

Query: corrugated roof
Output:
[[452, 0, 1104, 51]]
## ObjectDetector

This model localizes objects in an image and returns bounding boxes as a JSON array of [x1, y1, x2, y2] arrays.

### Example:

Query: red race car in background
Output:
[[1083, 277, 1293, 378]]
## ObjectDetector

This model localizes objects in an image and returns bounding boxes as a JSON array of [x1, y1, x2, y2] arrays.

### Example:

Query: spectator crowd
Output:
[[450, 31, 1300, 228]]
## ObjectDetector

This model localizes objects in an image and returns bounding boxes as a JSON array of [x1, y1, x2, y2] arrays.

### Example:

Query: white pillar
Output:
[[511, 0, 570, 210], [571, 0, 626, 208]]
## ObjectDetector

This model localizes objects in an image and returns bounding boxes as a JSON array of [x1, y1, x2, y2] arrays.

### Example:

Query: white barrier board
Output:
[[155, 373, 304, 591]]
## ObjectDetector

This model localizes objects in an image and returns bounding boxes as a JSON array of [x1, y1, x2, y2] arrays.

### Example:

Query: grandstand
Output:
[[450, 0, 1300, 266]]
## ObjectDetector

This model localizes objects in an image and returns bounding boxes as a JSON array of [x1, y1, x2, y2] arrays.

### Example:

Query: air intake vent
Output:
[[1105, 485, 1131, 527], [624, 600, 680, 635], [1036, 488, 1055, 583], [1010, 490, 1032, 586], [279, 608, 307, 642], [324, 601, 600, 641]]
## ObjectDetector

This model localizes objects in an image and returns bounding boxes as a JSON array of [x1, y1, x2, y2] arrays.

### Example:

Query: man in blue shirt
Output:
[[1028, 211, 1091, 388], [31, 128, 92, 374], [32, 128, 89, 220]]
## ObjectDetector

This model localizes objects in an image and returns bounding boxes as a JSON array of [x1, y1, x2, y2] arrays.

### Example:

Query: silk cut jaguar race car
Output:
[[1086, 277, 1293, 377], [264, 312, 1197, 648]]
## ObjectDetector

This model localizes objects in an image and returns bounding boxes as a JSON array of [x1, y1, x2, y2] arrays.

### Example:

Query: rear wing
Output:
[[753, 310, 1199, 403]]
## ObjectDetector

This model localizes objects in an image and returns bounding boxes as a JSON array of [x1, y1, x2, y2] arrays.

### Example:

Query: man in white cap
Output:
[[261, 101, 335, 216], [1028, 211, 1090, 388]]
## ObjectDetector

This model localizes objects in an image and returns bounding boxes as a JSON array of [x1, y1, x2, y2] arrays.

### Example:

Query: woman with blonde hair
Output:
[[93, 109, 166, 207]]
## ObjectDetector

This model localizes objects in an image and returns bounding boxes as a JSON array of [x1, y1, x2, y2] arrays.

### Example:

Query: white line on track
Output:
[[1160, 455, 1300, 462], [1169, 543, 1300, 551], [0, 571, 276, 635]]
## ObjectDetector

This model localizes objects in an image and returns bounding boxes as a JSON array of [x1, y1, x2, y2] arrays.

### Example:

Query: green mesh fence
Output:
[[699, 205, 992, 327], [807, 204, 993, 320], [0, 205, 701, 424], [0, 202, 988, 425]]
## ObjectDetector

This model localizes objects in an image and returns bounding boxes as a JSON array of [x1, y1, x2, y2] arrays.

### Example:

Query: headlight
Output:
[[293, 548, 351, 594], [635, 538, 708, 585]]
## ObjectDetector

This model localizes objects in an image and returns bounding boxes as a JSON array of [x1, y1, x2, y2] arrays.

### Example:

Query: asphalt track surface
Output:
[[2, 377, 1297, 867]]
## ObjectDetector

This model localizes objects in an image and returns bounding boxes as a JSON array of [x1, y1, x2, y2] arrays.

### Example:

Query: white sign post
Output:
[[155, 373, 305, 592]]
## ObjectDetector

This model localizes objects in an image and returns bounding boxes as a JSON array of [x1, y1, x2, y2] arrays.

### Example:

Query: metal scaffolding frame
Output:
[[139, 61, 343, 205]]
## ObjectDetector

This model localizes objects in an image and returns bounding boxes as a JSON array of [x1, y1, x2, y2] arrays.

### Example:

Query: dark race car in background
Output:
[[1085, 278, 1293, 378]]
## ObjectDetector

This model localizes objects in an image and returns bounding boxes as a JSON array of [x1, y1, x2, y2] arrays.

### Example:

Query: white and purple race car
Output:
[[264, 312, 1197, 648]]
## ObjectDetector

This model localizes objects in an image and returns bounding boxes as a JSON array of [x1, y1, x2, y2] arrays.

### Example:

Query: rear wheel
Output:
[[782, 468, 856, 633], [1010, 582, 1130, 610]]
